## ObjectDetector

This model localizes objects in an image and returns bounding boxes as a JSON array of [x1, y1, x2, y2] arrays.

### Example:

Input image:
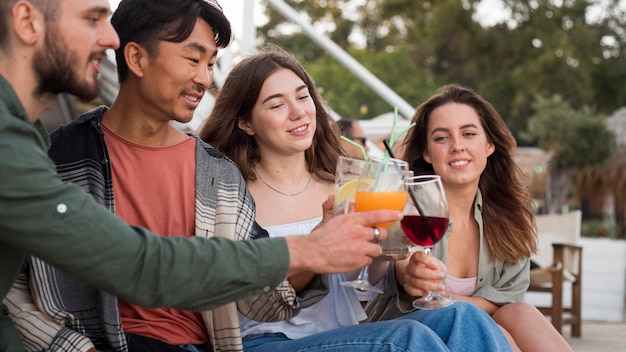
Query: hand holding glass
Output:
[[400, 175, 455, 309], [339, 156, 408, 293]]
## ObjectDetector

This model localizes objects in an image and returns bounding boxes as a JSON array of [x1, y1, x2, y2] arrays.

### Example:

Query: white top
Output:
[[444, 275, 478, 297], [239, 217, 376, 339]]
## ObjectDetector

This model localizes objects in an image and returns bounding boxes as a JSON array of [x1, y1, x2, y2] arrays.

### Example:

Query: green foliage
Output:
[[581, 219, 623, 239], [257, 0, 626, 141], [303, 45, 443, 119], [524, 95, 616, 168]]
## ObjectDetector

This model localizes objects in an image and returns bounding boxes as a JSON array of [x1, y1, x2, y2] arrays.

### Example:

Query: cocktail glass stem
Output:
[[341, 264, 383, 294]]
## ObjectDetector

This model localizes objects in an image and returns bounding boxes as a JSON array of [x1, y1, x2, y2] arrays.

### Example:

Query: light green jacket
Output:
[[366, 190, 531, 321]]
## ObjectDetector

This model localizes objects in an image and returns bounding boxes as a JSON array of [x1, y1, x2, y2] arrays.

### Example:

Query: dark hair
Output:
[[199, 46, 344, 182], [401, 84, 536, 263], [111, 0, 231, 82], [337, 119, 357, 139]]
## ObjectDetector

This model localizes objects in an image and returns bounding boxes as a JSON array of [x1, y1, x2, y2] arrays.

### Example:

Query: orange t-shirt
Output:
[[103, 125, 209, 347]]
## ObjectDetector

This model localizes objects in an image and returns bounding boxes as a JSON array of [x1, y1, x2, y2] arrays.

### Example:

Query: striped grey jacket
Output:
[[3, 106, 328, 352]]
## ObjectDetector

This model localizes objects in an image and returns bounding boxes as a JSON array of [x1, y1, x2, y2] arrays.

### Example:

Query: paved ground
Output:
[[564, 320, 626, 351], [563, 304, 626, 352]]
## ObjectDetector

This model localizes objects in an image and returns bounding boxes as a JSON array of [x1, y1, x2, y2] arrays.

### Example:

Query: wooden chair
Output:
[[527, 210, 583, 337]]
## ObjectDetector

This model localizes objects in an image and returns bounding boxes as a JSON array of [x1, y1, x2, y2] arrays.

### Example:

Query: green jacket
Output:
[[365, 190, 530, 321], [0, 75, 290, 344]]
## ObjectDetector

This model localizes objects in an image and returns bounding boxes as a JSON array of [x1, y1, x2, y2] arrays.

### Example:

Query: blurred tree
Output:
[[480, 0, 626, 135], [524, 94, 615, 169], [523, 94, 616, 213], [257, 0, 626, 140], [305, 44, 442, 119]]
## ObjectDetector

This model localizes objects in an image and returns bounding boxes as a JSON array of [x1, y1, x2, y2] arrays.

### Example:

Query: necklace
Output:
[[255, 169, 312, 197]]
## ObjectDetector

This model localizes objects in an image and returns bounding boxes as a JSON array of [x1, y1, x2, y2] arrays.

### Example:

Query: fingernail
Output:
[[438, 271, 445, 278]]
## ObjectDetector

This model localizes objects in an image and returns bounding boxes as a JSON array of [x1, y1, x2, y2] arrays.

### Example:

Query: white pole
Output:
[[266, 0, 414, 119], [241, 0, 257, 58]]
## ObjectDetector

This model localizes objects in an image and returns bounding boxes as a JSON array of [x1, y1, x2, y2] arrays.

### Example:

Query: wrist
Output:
[[285, 236, 319, 275]]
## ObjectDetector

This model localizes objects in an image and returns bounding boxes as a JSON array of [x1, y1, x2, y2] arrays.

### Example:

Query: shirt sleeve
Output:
[[3, 271, 96, 352], [0, 113, 290, 312]]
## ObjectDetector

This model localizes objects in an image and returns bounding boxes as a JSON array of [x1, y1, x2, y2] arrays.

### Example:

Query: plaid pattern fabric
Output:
[[194, 133, 301, 351], [3, 107, 307, 352]]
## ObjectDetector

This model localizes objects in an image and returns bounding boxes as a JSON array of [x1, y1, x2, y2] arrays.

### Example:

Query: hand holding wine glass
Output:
[[400, 175, 454, 309]]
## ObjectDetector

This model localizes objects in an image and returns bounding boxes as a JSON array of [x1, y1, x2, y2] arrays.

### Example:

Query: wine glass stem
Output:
[[357, 265, 369, 282], [424, 246, 442, 299], [424, 246, 432, 256]]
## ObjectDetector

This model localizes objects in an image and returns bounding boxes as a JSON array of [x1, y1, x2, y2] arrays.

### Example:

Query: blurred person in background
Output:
[[337, 118, 369, 159]]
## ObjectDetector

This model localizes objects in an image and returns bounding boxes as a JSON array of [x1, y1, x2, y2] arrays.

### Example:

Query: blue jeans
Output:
[[242, 302, 511, 351], [396, 302, 512, 351]]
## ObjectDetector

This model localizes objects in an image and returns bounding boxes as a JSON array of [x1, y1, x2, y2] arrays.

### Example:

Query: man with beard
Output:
[[0, 1, 402, 350], [5, 0, 349, 351]]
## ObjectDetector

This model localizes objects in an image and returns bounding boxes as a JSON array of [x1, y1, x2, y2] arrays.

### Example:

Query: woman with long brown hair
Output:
[[200, 49, 512, 352], [369, 84, 571, 351]]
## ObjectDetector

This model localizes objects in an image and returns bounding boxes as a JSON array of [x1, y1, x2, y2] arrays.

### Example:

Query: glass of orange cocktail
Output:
[[340, 156, 409, 293], [354, 156, 408, 222], [355, 191, 408, 227]]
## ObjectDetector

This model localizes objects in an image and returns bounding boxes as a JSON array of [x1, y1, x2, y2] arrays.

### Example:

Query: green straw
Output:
[[375, 107, 400, 186], [393, 122, 416, 145], [339, 108, 415, 191], [384, 107, 399, 159], [386, 106, 416, 155], [340, 135, 368, 160], [381, 107, 415, 191], [381, 107, 402, 188]]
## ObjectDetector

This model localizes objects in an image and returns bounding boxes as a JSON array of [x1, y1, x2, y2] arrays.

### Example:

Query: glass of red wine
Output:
[[400, 175, 454, 310]]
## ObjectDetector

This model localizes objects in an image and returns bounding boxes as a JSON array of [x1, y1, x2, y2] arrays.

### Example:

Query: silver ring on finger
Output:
[[372, 226, 381, 242]]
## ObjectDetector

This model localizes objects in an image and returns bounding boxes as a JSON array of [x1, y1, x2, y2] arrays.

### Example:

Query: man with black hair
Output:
[[0, 1, 399, 350]]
